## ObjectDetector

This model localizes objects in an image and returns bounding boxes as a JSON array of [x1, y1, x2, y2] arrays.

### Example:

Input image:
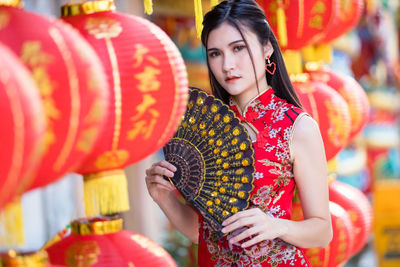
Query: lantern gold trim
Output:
[[71, 217, 123, 235], [61, 0, 115, 17], [1, 250, 49, 267]]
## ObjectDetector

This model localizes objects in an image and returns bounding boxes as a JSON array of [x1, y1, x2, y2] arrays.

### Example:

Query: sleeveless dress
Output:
[[197, 88, 311, 267]]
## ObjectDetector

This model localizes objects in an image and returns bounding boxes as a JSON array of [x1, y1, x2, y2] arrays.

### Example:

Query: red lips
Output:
[[225, 75, 240, 82]]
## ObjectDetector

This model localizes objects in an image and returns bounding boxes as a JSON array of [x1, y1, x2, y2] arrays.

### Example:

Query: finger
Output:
[[222, 216, 256, 234], [229, 226, 259, 244], [222, 209, 258, 226], [149, 175, 175, 189], [241, 233, 266, 248], [158, 160, 177, 172], [149, 165, 175, 178]]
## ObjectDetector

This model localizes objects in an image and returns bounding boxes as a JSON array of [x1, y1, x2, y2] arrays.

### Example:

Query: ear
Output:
[[263, 41, 274, 59]]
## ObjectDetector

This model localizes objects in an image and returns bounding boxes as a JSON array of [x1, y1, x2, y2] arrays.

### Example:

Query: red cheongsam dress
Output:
[[197, 88, 311, 267]]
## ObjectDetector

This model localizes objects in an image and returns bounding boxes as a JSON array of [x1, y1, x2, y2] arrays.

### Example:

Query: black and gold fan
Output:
[[163, 87, 255, 236]]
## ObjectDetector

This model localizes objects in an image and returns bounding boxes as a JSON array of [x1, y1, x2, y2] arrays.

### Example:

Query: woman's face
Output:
[[206, 21, 272, 106]]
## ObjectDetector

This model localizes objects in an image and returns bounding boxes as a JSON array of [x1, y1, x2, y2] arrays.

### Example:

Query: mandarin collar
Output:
[[229, 87, 274, 122]]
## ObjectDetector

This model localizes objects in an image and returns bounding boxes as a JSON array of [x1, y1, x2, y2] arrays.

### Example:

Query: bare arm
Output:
[[145, 160, 199, 243], [278, 115, 332, 248], [221, 115, 332, 249]]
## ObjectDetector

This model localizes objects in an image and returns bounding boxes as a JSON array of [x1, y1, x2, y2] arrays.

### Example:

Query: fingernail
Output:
[[221, 228, 226, 233]]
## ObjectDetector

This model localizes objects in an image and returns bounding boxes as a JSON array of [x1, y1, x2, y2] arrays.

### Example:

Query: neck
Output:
[[233, 84, 270, 113]]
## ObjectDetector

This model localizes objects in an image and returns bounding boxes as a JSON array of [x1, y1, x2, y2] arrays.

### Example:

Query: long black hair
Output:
[[201, 0, 302, 108]]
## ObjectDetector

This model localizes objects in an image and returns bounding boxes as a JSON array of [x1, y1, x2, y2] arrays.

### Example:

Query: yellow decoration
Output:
[[241, 176, 249, 183], [222, 176, 229, 182], [210, 0, 219, 8], [207, 200, 213, 206], [276, 0, 287, 47], [302, 45, 332, 66], [0, 0, 21, 7], [282, 50, 302, 75], [1, 250, 50, 266], [238, 191, 245, 198], [71, 218, 123, 235], [215, 198, 221, 205], [83, 169, 130, 216], [194, 0, 203, 38], [61, 1, 116, 17], [144, 0, 153, 15], [229, 198, 237, 204], [231, 207, 238, 213], [222, 210, 230, 216], [0, 199, 24, 246]]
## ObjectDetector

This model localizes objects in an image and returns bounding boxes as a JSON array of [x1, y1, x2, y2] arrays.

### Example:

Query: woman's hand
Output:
[[145, 160, 176, 203], [221, 208, 287, 248]]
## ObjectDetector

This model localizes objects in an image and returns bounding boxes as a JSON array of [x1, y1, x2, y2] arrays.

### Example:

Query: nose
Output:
[[222, 54, 235, 72]]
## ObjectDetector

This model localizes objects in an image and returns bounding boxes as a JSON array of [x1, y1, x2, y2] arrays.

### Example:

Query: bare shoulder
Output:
[[292, 114, 321, 142], [290, 114, 325, 160]]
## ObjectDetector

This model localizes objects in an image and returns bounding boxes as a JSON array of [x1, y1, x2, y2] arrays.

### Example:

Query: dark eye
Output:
[[233, 45, 246, 52], [208, 51, 220, 58]]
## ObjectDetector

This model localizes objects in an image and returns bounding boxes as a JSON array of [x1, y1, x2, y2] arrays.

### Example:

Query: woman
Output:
[[145, 0, 332, 266]]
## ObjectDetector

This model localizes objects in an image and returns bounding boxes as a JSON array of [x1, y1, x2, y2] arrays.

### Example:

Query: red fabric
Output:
[[197, 89, 311, 266]]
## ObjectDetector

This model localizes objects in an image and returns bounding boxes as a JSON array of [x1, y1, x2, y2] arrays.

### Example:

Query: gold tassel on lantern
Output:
[[194, 0, 203, 38], [83, 169, 130, 216], [276, 0, 287, 47], [144, 0, 153, 15], [0, 198, 24, 246]]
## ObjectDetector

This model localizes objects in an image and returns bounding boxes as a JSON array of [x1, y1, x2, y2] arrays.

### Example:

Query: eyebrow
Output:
[[207, 39, 244, 51]]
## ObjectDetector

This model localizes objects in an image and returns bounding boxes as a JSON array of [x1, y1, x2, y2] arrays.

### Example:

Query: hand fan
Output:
[[163, 87, 255, 236]]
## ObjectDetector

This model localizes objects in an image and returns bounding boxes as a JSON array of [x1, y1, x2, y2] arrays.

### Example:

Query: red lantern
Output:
[[304, 202, 354, 267], [46, 217, 177, 267], [61, 2, 188, 216], [0, 6, 109, 192], [0, 43, 45, 210], [307, 68, 370, 141], [293, 76, 351, 160], [329, 180, 373, 255], [256, 0, 338, 50], [316, 0, 364, 44]]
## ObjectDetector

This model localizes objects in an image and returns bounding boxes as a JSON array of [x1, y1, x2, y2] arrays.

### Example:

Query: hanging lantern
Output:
[[304, 202, 354, 267], [329, 180, 373, 256], [307, 68, 370, 142], [0, 43, 45, 210], [46, 217, 177, 267], [61, 1, 188, 216], [316, 0, 364, 44], [256, 0, 338, 50], [292, 75, 351, 161], [0, 5, 109, 193]]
